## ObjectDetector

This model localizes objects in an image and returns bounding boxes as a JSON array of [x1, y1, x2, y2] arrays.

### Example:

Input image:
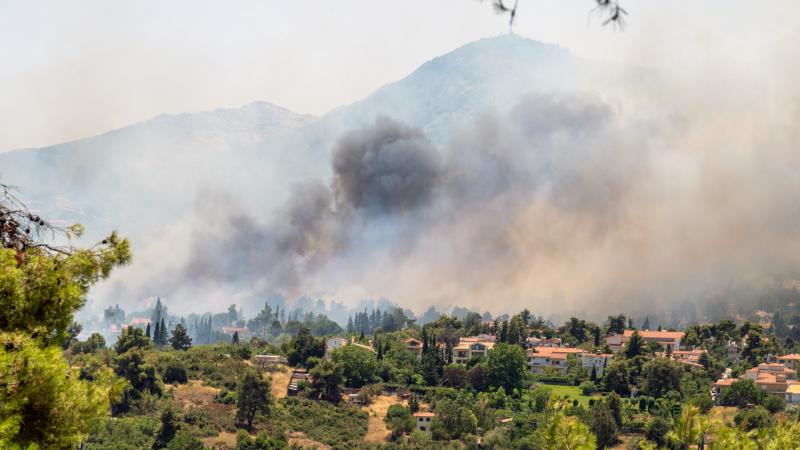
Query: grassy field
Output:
[[540, 383, 597, 408]]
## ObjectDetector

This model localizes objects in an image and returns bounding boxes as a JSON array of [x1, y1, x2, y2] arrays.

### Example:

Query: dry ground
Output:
[[170, 379, 220, 411], [202, 431, 239, 449], [267, 364, 292, 399], [363, 394, 404, 443], [288, 431, 331, 449]]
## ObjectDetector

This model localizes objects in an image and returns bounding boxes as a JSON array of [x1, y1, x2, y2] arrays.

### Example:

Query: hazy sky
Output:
[[0, 0, 797, 152]]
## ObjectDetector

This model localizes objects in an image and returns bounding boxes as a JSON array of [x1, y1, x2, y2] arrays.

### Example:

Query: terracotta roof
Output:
[[623, 329, 684, 340], [778, 353, 800, 361], [413, 412, 436, 417], [714, 379, 736, 387], [786, 383, 800, 394]]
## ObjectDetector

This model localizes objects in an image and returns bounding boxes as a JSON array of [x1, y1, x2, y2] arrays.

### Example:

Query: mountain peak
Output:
[[320, 34, 580, 144]]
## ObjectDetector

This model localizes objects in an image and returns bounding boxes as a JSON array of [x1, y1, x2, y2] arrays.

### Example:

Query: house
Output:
[[745, 363, 797, 398], [130, 317, 151, 328], [776, 353, 800, 370], [726, 341, 742, 363], [324, 336, 348, 359], [325, 336, 377, 359], [581, 352, 613, 377], [405, 338, 423, 357], [252, 354, 287, 367], [287, 369, 311, 396], [413, 412, 435, 433], [605, 329, 684, 353], [537, 337, 562, 348], [527, 347, 584, 375], [661, 349, 707, 369], [786, 383, 800, 404], [453, 341, 495, 365], [221, 326, 249, 338], [711, 378, 737, 404]]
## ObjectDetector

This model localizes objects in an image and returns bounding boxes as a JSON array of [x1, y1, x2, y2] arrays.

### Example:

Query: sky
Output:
[[1, 0, 797, 152]]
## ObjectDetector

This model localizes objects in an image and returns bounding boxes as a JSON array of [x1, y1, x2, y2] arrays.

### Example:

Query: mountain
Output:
[[0, 34, 589, 310]]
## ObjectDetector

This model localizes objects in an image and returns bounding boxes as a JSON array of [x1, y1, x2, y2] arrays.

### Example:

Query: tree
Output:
[[70, 332, 106, 354], [605, 392, 623, 428], [0, 334, 120, 449], [145, 322, 151, 339], [113, 349, 162, 411], [485, 343, 527, 390], [156, 318, 169, 346], [232, 331, 240, 345], [606, 315, 627, 334], [310, 358, 344, 402], [505, 314, 527, 346], [733, 406, 771, 432], [442, 364, 468, 388], [602, 359, 630, 395], [236, 369, 271, 428], [761, 395, 785, 414], [152, 405, 179, 449], [489, 0, 629, 33], [169, 323, 192, 351], [285, 326, 324, 367], [332, 344, 378, 388], [384, 404, 414, 439], [624, 330, 644, 359], [641, 358, 682, 397], [666, 405, 708, 450], [162, 360, 189, 384], [721, 379, 763, 408], [432, 398, 478, 440], [585, 400, 618, 448], [645, 417, 669, 448], [115, 326, 151, 354], [540, 400, 597, 450]]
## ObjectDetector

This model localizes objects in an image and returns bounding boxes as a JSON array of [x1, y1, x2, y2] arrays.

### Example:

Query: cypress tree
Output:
[[145, 322, 151, 339]]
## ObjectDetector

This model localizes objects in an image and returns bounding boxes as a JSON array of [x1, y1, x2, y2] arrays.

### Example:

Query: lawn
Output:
[[540, 383, 597, 408]]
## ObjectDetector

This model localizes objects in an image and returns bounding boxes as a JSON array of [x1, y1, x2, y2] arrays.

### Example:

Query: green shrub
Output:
[[162, 361, 189, 384]]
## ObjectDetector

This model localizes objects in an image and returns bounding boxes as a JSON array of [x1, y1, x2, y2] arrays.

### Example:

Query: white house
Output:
[[580, 352, 612, 377], [413, 412, 435, 433]]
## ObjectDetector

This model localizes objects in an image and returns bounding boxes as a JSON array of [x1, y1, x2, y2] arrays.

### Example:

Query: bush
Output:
[[579, 381, 597, 396], [645, 417, 669, 448], [214, 388, 237, 405], [162, 361, 189, 384], [762, 395, 786, 414], [734, 406, 772, 431]]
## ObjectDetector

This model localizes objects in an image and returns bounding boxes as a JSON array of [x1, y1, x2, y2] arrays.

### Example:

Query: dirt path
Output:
[[363, 394, 404, 443]]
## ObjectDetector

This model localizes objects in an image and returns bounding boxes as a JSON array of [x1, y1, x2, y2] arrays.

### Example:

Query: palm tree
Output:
[[667, 405, 709, 450]]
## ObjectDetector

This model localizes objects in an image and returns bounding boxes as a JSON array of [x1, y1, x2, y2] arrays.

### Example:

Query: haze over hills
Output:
[[2, 34, 799, 322]]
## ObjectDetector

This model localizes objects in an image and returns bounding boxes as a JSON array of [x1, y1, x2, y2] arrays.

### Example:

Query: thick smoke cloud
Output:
[[333, 117, 441, 214], [122, 81, 800, 322], [170, 116, 442, 298]]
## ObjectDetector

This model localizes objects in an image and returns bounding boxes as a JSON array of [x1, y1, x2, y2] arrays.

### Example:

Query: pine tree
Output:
[[642, 316, 651, 331], [153, 320, 161, 344], [170, 323, 192, 351], [158, 318, 169, 346]]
